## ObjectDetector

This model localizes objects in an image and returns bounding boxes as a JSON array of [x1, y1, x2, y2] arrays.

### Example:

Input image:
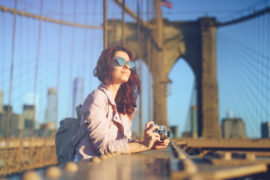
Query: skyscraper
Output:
[[0, 105, 24, 137], [45, 88, 58, 129], [261, 122, 270, 138], [72, 77, 84, 117], [222, 117, 246, 138], [23, 105, 35, 129], [0, 91, 3, 113]]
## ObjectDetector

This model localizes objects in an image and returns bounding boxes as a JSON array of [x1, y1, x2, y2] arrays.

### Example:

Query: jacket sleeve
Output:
[[82, 90, 130, 155]]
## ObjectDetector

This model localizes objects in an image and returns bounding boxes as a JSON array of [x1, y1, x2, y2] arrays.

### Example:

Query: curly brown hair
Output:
[[93, 46, 141, 116]]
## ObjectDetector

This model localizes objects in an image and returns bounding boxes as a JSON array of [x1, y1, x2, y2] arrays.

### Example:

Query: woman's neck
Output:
[[108, 83, 121, 100]]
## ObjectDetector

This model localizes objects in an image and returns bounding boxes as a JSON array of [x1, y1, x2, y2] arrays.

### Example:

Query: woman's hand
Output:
[[142, 121, 160, 150], [152, 138, 170, 150], [128, 121, 170, 153]]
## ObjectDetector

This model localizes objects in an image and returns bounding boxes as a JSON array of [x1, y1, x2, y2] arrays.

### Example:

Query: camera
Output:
[[153, 125, 170, 142]]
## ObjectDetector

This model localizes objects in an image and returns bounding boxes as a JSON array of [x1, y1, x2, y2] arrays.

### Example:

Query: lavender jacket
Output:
[[74, 84, 136, 160]]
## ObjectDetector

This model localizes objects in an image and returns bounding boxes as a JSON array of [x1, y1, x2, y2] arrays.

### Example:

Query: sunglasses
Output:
[[112, 57, 136, 70]]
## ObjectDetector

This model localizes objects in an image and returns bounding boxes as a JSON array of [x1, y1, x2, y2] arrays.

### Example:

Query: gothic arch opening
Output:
[[167, 57, 195, 138]]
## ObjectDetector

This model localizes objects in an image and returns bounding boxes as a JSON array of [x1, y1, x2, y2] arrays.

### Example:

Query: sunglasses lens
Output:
[[114, 57, 135, 69], [128, 61, 135, 69], [115, 57, 126, 66]]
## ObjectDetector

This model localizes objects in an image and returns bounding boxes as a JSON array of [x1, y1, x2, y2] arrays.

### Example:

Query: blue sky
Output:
[[0, 0, 269, 138]]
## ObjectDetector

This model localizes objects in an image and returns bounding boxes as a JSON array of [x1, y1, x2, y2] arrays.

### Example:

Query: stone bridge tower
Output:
[[107, 17, 221, 138]]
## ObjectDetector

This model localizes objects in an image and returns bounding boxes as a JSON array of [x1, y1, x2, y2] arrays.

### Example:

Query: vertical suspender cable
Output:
[[262, 13, 265, 123], [33, 0, 44, 133], [121, 0, 125, 44], [258, 15, 262, 125], [89, 0, 97, 91], [69, 0, 77, 116], [147, 0, 152, 122], [7, 0, 18, 138], [1, 12, 5, 90], [263, 13, 267, 123], [103, 0, 108, 49], [56, 0, 64, 126], [18, 15, 22, 137], [266, 14, 270, 121], [257, 15, 262, 128], [83, 0, 88, 80], [137, 0, 143, 140], [80, 0, 88, 101], [247, 16, 253, 136], [262, 13, 267, 123]]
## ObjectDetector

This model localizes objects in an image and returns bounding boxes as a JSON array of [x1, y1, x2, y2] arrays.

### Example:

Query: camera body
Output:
[[153, 125, 170, 142]]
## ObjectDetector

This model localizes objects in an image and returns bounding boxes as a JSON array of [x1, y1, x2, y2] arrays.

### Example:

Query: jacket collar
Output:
[[98, 83, 123, 126], [98, 83, 116, 106]]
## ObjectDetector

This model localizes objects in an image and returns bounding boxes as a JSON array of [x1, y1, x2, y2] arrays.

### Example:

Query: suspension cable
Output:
[[137, 0, 143, 140], [32, 0, 44, 132], [56, 0, 64, 127], [83, 0, 88, 79], [68, 0, 77, 117], [121, 0, 125, 44], [103, 0, 108, 49], [89, 0, 97, 91], [1, 11, 6, 91], [218, 28, 270, 137], [0, 6, 103, 29], [7, 0, 18, 138]]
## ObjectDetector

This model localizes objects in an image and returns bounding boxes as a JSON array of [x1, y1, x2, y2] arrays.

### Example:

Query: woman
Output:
[[75, 46, 169, 160]]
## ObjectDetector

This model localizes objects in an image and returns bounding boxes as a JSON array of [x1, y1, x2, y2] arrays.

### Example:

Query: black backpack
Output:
[[55, 105, 87, 164]]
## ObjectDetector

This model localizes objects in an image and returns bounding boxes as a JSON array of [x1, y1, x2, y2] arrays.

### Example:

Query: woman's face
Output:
[[111, 51, 132, 84]]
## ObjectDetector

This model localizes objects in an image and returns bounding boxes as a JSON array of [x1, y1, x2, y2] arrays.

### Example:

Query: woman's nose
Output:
[[123, 64, 130, 69]]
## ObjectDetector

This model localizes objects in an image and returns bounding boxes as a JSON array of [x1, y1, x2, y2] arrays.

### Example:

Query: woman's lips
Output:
[[121, 71, 130, 74]]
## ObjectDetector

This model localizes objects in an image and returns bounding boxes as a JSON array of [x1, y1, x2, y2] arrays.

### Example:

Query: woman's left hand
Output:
[[151, 138, 170, 150]]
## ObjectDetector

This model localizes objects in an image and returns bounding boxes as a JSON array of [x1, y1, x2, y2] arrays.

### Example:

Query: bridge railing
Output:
[[0, 137, 58, 176]]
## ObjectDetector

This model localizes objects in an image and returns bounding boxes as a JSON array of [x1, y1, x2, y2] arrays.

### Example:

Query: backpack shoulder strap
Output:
[[72, 92, 109, 147], [76, 104, 82, 120], [71, 105, 85, 147]]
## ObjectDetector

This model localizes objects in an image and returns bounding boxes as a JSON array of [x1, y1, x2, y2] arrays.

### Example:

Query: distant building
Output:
[[0, 106, 24, 137], [226, 110, 234, 119], [0, 91, 3, 113], [261, 122, 270, 138], [38, 122, 56, 137], [45, 88, 58, 128], [11, 113, 24, 136], [222, 117, 246, 138], [182, 105, 198, 138], [23, 105, 35, 129], [0, 111, 7, 137], [72, 77, 84, 117], [0, 92, 34, 137], [170, 125, 178, 138], [3, 105, 12, 113], [191, 105, 198, 138]]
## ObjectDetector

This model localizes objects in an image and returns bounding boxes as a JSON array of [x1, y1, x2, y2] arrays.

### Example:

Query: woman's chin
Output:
[[114, 78, 128, 84], [121, 79, 129, 83]]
